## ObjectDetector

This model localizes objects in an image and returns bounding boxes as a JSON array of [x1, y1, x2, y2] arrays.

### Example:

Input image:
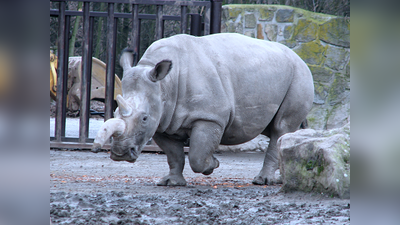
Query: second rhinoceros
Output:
[[92, 33, 314, 186]]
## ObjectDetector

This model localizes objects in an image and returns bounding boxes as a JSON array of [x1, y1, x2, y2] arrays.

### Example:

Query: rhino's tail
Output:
[[300, 119, 308, 129]]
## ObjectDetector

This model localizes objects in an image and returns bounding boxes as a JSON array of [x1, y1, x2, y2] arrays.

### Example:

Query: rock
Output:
[[278, 122, 350, 198], [324, 45, 350, 71], [293, 40, 327, 65], [264, 24, 277, 41], [276, 8, 294, 22], [217, 135, 269, 153], [292, 19, 318, 42], [319, 18, 350, 48], [245, 14, 256, 28]]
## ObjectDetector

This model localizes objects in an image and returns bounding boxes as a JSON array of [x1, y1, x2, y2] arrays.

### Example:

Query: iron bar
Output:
[[50, 9, 181, 21], [55, 1, 67, 142], [131, 4, 140, 65], [105, 3, 116, 121], [210, 0, 222, 34], [79, 2, 93, 143], [155, 5, 164, 40], [190, 14, 202, 36], [180, 5, 187, 34], [50, 0, 209, 6]]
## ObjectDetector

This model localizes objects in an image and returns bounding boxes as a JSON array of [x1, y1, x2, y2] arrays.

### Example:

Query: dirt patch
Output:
[[50, 150, 350, 224]]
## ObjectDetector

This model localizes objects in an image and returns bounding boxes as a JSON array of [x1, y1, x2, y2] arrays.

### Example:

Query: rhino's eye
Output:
[[142, 116, 148, 122]]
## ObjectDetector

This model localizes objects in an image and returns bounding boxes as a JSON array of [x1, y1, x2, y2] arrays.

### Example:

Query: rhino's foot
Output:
[[202, 157, 220, 175], [157, 174, 187, 186], [252, 175, 282, 185]]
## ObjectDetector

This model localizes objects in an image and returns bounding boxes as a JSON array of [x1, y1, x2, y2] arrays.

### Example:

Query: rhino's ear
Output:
[[148, 60, 172, 82], [119, 48, 137, 70]]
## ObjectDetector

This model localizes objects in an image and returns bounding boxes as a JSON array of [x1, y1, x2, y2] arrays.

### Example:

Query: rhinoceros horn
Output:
[[116, 95, 132, 117], [92, 118, 126, 153]]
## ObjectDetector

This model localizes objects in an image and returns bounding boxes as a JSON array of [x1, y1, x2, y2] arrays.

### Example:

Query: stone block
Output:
[[283, 25, 293, 39], [294, 41, 327, 65], [309, 65, 335, 83], [276, 8, 294, 22], [278, 122, 350, 198], [264, 24, 277, 41], [326, 102, 350, 130], [324, 45, 350, 71], [279, 40, 297, 48], [245, 14, 256, 28], [313, 82, 329, 104], [320, 18, 350, 48], [258, 8, 274, 21], [293, 19, 318, 42], [257, 24, 264, 40], [244, 31, 255, 38], [327, 74, 350, 106]]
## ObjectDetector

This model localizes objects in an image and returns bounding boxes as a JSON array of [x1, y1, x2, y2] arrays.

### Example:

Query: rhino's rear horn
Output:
[[92, 118, 126, 152], [119, 48, 137, 70], [116, 95, 132, 117]]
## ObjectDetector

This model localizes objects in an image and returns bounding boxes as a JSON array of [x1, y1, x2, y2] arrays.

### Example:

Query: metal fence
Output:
[[50, 0, 222, 150]]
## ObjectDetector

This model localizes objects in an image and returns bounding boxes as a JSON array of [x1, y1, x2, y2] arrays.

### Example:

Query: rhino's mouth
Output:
[[110, 147, 138, 163]]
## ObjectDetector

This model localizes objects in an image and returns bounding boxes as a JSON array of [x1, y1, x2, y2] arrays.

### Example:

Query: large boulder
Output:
[[278, 122, 350, 198]]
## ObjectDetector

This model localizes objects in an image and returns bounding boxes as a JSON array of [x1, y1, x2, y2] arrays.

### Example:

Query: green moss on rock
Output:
[[324, 45, 350, 71], [293, 19, 319, 42], [294, 41, 327, 65], [259, 8, 274, 21], [309, 65, 335, 83], [276, 8, 294, 22], [320, 18, 350, 47]]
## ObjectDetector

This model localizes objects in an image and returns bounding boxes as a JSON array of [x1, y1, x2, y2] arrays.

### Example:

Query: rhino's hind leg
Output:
[[152, 133, 187, 186], [252, 133, 281, 185], [188, 121, 222, 175]]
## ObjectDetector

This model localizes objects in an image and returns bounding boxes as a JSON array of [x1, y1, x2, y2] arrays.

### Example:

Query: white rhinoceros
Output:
[[92, 33, 314, 186]]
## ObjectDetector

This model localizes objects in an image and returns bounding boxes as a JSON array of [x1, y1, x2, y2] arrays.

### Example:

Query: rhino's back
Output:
[[142, 34, 310, 144]]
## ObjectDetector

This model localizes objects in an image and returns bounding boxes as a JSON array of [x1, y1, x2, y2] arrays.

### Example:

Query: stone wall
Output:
[[221, 5, 350, 130]]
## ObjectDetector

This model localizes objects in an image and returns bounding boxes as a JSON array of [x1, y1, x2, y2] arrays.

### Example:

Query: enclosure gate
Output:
[[50, 0, 222, 150]]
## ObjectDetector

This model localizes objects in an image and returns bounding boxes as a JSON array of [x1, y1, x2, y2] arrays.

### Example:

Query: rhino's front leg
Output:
[[189, 121, 222, 175], [152, 133, 187, 186]]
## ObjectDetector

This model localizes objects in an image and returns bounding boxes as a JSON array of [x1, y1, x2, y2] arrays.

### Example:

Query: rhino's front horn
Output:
[[92, 118, 126, 153], [116, 95, 132, 117]]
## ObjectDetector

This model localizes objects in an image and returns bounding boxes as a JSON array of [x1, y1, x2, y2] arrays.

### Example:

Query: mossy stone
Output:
[[259, 8, 274, 21], [327, 74, 349, 105], [245, 14, 256, 28], [293, 19, 318, 42], [228, 7, 242, 20], [324, 45, 350, 71], [244, 31, 255, 38], [276, 8, 294, 22], [264, 24, 277, 41], [279, 40, 297, 48], [283, 25, 293, 39], [320, 17, 350, 47], [313, 82, 329, 105], [294, 41, 327, 65], [309, 65, 335, 83]]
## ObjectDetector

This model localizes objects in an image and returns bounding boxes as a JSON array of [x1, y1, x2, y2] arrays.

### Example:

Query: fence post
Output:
[[190, 14, 202, 36], [79, 2, 93, 143], [210, 0, 222, 34], [155, 5, 164, 40], [55, 1, 68, 142], [131, 4, 140, 66], [105, 3, 117, 121]]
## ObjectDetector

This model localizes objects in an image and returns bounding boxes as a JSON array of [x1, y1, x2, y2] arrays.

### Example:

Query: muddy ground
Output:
[[50, 150, 350, 224]]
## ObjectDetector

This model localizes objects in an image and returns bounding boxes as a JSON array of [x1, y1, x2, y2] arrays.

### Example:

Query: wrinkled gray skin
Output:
[[93, 33, 314, 186]]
